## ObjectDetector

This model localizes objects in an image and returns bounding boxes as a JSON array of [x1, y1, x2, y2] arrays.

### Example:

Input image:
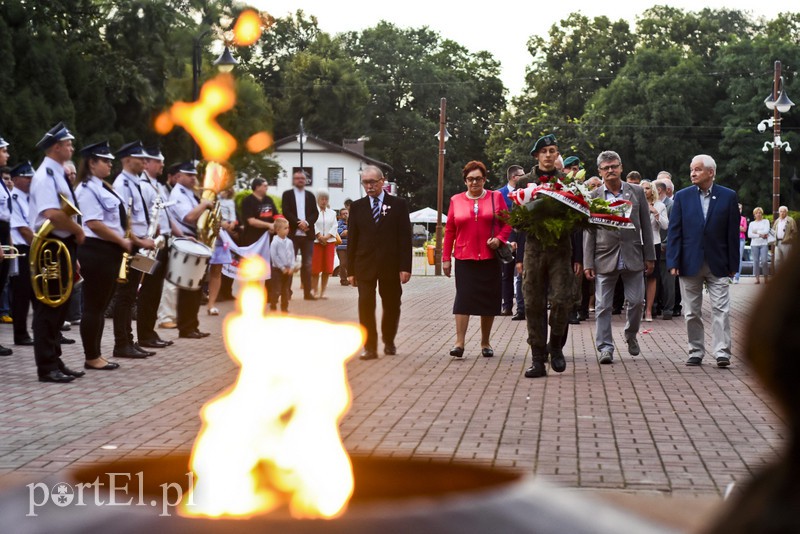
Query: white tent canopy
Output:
[[409, 207, 446, 224]]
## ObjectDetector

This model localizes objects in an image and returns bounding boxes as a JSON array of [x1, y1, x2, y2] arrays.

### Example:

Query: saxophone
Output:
[[30, 194, 82, 307], [117, 199, 134, 283]]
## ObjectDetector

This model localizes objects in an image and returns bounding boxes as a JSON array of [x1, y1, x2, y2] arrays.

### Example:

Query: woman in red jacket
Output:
[[442, 161, 512, 359]]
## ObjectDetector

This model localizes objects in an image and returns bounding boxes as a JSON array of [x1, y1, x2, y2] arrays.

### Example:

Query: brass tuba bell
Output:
[[30, 194, 82, 307]]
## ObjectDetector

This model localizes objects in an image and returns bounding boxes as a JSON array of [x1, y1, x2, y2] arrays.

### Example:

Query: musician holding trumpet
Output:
[[9, 161, 36, 347], [110, 141, 157, 359], [75, 141, 132, 371], [29, 122, 85, 383]]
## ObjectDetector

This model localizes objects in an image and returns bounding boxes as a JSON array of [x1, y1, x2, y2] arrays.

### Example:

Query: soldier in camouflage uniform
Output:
[[520, 135, 583, 378]]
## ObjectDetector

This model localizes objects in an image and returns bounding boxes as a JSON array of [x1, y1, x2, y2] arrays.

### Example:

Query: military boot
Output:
[[524, 355, 547, 378], [548, 337, 567, 373]]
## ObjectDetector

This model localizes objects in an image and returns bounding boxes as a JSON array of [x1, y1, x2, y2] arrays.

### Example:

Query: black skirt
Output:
[[453, 258, 502, 316]]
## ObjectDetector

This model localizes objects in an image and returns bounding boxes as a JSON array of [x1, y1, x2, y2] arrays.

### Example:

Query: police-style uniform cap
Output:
[[175, 161, 198, 175], [143, 146, 165, 161], [166, 162, 182, 176], [35, 122, 75, 151], [530, 134, 557, 156], [80, 140, 115, 160], [115, 140, 147, 159], [0, 136, 9, 149], [9, 161, 34, 177], [563, 156, 581, 167]]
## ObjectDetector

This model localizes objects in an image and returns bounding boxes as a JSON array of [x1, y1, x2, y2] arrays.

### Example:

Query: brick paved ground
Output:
[[0, 267, 786, 521]]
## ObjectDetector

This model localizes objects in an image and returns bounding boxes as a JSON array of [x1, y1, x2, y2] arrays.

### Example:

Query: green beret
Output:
[[530, 134, 557, 156], [563, 156, 581, 167]]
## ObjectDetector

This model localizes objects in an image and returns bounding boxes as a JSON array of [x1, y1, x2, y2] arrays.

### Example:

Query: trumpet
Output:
[[117, 199, 134, 284], [30, 194, 82, 307], [0, 245, 26, 259]]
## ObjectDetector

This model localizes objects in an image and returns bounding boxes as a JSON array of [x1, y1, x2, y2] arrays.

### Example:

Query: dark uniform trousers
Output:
[[10, 244, 33, 342], [0, 221, 11, 316], [112, 246, 141, 349], [137, 244, 168, 341], [32, 237, 76, 375], [357, 276, 402, 352], [78, 238, 123, 360], [177, 287, 202, 335], [523, 234, 573, 359]]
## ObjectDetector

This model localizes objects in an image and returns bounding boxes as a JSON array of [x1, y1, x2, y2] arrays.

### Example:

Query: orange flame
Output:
[[246, 131, 273, 153], [203, 161, 232, 193], [155, 74, 237, 162], [182, 257, 365, 519], [233, 10, 263, 46]]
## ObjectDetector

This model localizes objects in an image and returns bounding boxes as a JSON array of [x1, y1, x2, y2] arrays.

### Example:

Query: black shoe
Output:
[[58, 335, 75, 345], [133, 343, 157, 356], [450, 346, 465, 359], [500, 308, 512, 316], [716, 356, 731, 368], [154, 336, 174, 346], [481, 347, 494, 358], [138, 339, 169, 349], [113, 345, 149, 358], [0, 344, 12, 356], [84, 360, 120, 370], [548, 344, 566, 373], [39, 370, 75, 383], [14, 337, 34, 346], [525, 359, 547, 378], [511, 312, 526, 321], [384, 344, 397, 355], [60, 366, 85, 378], [578, 310, 589, 321], [686, 356, 702, 366], [359, 349, 378, 360], [179, 330, 209, 339], [568, 311, 581, 325]]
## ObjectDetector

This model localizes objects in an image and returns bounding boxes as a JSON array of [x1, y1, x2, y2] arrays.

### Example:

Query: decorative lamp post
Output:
[[434, 98, 451, 276], [191, 32, 239, 160], [297, 118, 308, 178], [758, 60, 794, 220]]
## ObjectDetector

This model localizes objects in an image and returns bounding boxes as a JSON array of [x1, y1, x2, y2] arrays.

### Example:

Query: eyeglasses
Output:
[[598, 163, 621, 172], [361, 179, 383, 186], [466, 176, 485, 183]]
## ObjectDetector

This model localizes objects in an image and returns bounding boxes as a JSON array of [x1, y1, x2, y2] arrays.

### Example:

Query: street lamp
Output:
[[434, 98, 450, 276], [192, 30, 239, 160], [297, 118, 308, 177], [759, 60, 795, 220]]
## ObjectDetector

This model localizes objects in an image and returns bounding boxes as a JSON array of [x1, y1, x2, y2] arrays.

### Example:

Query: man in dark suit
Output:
[[347, 165, 412, 360], [498, 165, 524, 316], [667, 154, 739, 368], [282, 170, 319, 300], [584, 150, 655, 365]]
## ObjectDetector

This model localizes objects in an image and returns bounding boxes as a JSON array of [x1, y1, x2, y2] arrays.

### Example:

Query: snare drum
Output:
[[166, 238, 212, 290]]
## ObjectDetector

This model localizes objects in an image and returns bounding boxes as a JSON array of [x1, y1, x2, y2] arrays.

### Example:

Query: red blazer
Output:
[[443, 190, 511, 262]]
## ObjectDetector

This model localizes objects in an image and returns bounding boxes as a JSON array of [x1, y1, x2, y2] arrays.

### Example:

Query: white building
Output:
[[270, 134, 394, 210]]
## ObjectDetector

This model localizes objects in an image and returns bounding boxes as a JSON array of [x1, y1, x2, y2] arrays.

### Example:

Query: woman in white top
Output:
[[748, 206, 771, 284], [641, 180, 668, 321], [312, 189, 338, 299]]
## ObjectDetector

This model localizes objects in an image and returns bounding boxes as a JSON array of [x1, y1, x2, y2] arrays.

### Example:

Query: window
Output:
[[328, 167, 344, 188]]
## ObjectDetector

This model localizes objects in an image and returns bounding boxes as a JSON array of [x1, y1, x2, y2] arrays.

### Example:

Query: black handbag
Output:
[[491, 193, 515, 264]]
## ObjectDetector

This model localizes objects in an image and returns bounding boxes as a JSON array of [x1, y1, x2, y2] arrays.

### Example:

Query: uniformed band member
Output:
[[9, 161, 36, 346], [29, 122, 85, 383], [75, 141, 127, 371], [156, 162, 183, 329], [168, 161, 212, 338], [111, 141, 156, 358], [136, 146, 174, 348], [0, 137, 12, 356], [522, 134, 582, 378]]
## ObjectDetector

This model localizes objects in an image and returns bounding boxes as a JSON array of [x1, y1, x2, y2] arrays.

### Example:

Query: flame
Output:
[[182, 256, 365, 519], [156, 74, 238, 162], [246, 131, 273, 153], [203, 161, 233, 194], [233, 10, 263, 46]]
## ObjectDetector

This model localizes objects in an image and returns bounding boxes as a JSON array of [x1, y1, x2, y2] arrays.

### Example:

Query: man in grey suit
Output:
[[584, 151, 655, 364]]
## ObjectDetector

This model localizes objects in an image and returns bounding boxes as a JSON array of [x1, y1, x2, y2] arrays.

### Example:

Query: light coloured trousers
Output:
[[775, 241, 791, 271], [679, 262, 732, 360], [157, 280, 177, 324], [594, 269, 644, 354]]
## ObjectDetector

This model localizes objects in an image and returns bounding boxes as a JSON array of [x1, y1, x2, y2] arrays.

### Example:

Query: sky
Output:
[[252, 0, 776, 97]]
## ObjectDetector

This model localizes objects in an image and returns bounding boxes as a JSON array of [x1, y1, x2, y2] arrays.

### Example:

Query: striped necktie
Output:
[[372, 196, 380, 223]]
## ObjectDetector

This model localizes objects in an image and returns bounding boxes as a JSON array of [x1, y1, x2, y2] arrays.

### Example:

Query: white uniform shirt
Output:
[[168, 183, 198, 237], [76, 177, 124, 240], [10, 191, 30, 246], [112, 171, 148, 238], [30, 156, 78, 239], [0, 179, 12, 222]]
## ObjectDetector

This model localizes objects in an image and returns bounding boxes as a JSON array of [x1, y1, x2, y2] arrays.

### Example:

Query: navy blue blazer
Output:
[[666, 183, 739, 277]]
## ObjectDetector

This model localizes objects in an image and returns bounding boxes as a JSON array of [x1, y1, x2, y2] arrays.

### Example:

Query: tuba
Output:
[[196, 193, 222, 248], [30, 194, 82, 307]]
